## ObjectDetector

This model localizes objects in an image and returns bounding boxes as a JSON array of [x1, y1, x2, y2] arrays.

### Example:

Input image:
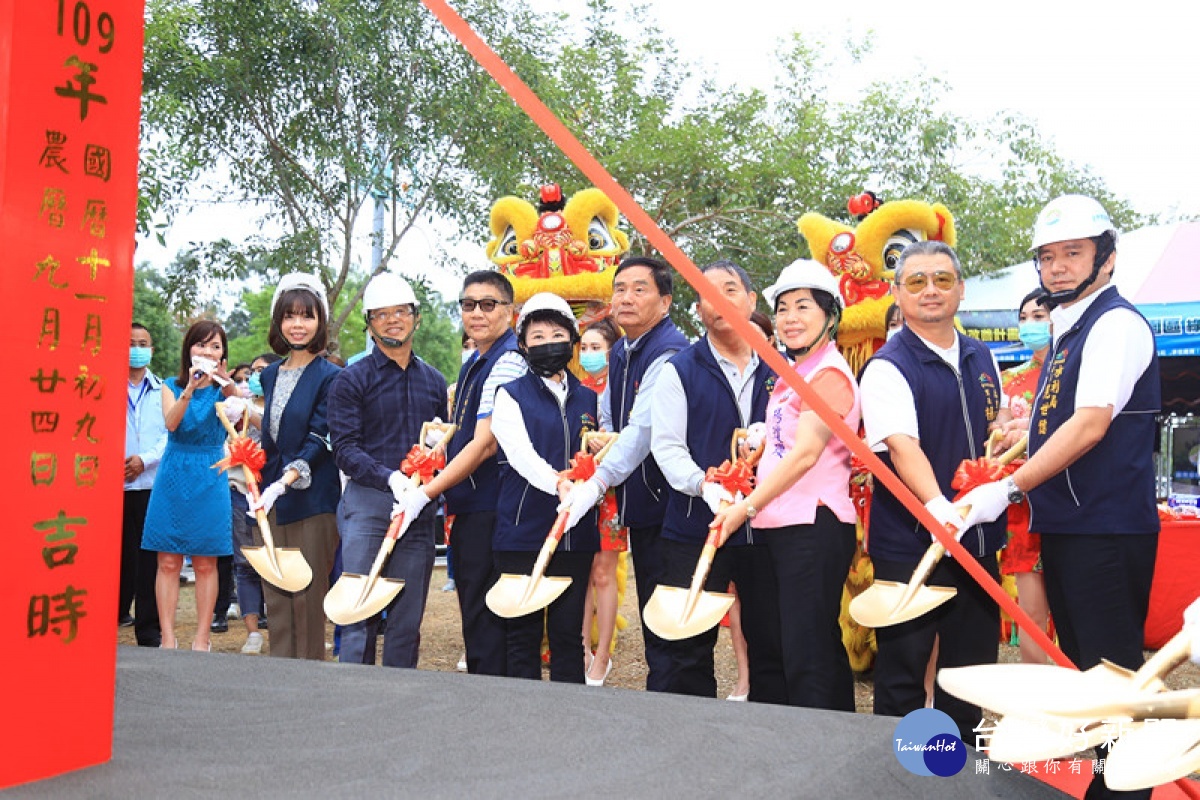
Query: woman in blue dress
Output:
[[143, 320, 241, 650]]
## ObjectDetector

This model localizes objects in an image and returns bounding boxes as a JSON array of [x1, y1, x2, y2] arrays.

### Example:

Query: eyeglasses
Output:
[[458, 298, 510, 313], [897, 271, 958, 294], [369, 307, 416, 322]]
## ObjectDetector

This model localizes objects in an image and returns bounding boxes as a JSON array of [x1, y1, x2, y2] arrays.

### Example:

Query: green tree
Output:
[[141, 0, 565, 351], [132, 265, 183, 378]]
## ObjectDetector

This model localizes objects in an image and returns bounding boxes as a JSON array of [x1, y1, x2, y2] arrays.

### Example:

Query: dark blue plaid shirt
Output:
[[327, 346, 449, 492]]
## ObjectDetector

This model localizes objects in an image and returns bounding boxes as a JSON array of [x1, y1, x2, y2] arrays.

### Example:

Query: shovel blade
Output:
[[937, 662, 1155, 718], [242, 546, 313, 592], [323, 573, 404, 626], [849, 581, 956, 628], [485, 574, 572, 618], [643, 586, 735, 641], [987, 713, 1143, 763], [1104, 718, 1200, 791]]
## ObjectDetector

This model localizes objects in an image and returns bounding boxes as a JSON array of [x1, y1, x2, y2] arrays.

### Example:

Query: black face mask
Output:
[[523, 341, 574, 377]]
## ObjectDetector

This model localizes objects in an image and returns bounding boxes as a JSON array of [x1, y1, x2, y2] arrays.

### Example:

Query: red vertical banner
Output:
[[0, 0, 144, 788]]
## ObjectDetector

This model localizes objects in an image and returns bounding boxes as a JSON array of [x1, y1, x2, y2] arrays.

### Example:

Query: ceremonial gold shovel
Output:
[[1105, 712, 1200, 791], [485, 434, 614, 619], [216, 402, 312, 592], [939, 625, 1193, 763], [850, 435, 1027, 629], [643, 428, 763, 641], [324, 422, 456, 626]]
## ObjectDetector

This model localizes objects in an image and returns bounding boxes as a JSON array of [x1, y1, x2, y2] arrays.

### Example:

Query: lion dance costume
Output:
[[798, 192, 957, 672]]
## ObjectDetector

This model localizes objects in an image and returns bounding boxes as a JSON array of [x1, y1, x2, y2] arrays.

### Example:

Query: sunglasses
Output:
[[458, 298, 510, 313], [897, 271, 958, 294]]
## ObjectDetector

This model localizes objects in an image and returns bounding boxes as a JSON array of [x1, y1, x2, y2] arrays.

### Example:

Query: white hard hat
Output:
[[516, 292, 578, 338], [272, 273, 329, 318], [1030, 195, 1118, 250], [362, 272, 418, 313], [763, 259, 844, 309]]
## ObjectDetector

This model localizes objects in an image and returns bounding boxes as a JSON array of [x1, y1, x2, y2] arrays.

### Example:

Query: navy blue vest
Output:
[[607, 316, 689, 528], [444, 328, 519, 514], [660, 338, 775, 546], [867, 327, 1006, 562], [494, 372, 600, 553], [1027, 287, 1161, 535]]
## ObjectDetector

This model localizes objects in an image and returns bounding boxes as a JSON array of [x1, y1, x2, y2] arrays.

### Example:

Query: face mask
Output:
[[886, 327, 901, 342], [524, 341, 574, 378], [1018, 320, 1052, 351], [130, 346, 152, 368], [248, 373, 264, 397], [461, 350, 475, 366], [237, 380, 251, 398], [579, 351, 607, 375]]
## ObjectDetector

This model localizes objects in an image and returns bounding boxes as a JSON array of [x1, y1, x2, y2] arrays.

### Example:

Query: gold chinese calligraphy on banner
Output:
[[1, 0, 144, 788]]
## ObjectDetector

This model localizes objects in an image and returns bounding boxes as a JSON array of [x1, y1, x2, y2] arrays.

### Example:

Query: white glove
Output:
[[390, 485, 431, 526], [1184, 596, 1200, 665], [924, 495, 964, 543], [561, 478, 604, 532], [388, 470, 412, 504], [953, 481, 1012, 531], [425, 418, 449, 448], [741, 422, 767, 451], [223, 395, 246, 425], [248, 480, 286, 516], [701, 481, 734, 516]]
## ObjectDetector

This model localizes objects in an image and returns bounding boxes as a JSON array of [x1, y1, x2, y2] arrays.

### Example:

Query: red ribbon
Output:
[[401, 445, 446, 484], [562, 451, 596, 482], [838, 273, 891, 306], [214, 437, 267, 484], [950, 456, 1021, 500], [704, 458, 755, 497]]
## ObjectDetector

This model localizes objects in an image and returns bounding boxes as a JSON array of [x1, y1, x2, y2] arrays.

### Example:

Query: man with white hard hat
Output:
[[327, 271, 449, 668], [956, 195, 1160, 800]]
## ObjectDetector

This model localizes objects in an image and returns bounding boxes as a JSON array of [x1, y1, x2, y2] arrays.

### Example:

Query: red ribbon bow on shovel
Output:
[[562, 451, 597, 482], [704, 458, 755, 497], [214, 437, 267, 484], [950, 454, 1021, 500], [400, 445, 446, 484]]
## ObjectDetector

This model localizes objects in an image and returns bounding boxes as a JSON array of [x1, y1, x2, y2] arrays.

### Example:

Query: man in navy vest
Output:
[[860, 240, 1009, 742], [957, 196, 1159, 800], [562, 256, 688, 691], [650, 260, 782, 699], [397, 270, 526, 676]]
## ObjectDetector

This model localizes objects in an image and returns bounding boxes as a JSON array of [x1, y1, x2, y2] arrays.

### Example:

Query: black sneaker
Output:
[[210, 615, 229, 634], [258, 615, 268, 630], [119, 614, 135, 628]]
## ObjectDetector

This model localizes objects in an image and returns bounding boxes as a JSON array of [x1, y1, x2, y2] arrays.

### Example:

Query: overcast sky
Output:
[[138, 0, 1199, 296]]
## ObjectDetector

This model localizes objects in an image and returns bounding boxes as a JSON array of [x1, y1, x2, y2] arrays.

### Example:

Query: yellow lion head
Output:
[[486, 184, 629, 327]]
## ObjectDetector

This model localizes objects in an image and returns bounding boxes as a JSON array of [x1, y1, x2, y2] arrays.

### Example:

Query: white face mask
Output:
[[461, 350, 475, 365], [886, 327, 901, 341]]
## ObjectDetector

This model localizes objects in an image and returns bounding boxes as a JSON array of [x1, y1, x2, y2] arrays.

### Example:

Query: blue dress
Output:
[[142, 380, 233, 557]]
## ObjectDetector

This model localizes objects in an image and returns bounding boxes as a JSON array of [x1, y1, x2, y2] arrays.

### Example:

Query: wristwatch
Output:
[[745, 503, 759, 519], [1004, 476, 1025, 505]]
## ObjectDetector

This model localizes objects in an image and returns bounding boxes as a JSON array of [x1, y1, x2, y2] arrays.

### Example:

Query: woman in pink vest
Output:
[[714, 259, 860, 711]]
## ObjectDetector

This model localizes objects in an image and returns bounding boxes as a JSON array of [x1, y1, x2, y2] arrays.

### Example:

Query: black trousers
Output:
[[495, 549, 593, 683], [628, 524, 674, 692], [121, 490, 160, 647], [449, 511, 507, 676], [659, 538, 785, 701], [872, 551, 1000, 743], [759, 507, 858, 711], [1041, 531, 1157, 800], [214, 554, 234, 620]]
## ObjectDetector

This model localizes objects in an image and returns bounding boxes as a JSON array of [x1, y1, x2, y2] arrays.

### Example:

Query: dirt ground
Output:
[[118, 561, 1197, 715]]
